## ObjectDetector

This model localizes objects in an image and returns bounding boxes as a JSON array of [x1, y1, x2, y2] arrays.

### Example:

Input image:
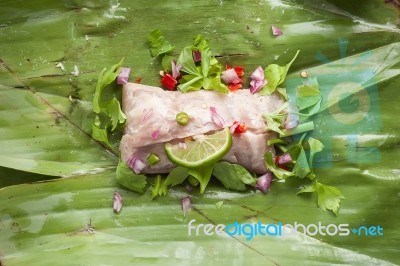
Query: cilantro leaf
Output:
[[147, 29, 175, 57], [308, 137, 324, 168], [105, 98, 126, 131], [213, 162, 256, 191], [93, 58, 124, 113], [296, 77, 322, 117], [201, 48, 211, 77], [164, 166, 189, 187], [262, 102, 288, 135], [202, 75, 229, 93], [292, 147, 310, 178], [116, 160, 147, 193], [151, 175, 168, 199], [191, 34, 210, 51], [260, 50, 300, 95], [177, 46, 199, 76], [91, 59, 126, 150], [297, 180, 344, 215], [187, 165, 214, 193], [91, 121, 113, 150], [177, 75, 203, 92], [150, 167, 189, 199]]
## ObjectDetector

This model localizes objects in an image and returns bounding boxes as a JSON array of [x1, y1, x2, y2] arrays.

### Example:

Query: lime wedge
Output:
[[164, 128, 232, 168]]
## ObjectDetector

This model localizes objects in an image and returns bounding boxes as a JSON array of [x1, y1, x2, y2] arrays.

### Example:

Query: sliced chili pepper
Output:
[[133, 76, 143, 84], [233, 121, 247, 134], [234, 66, 244, 77], [160, 74, 177, 90], [228, 83, 242, 92]]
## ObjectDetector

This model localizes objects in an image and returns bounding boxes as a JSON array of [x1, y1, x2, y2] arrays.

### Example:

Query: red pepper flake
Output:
[[161, 74, 177, 91], [133, 76, 143, 83], [232, 121, 247, 134]]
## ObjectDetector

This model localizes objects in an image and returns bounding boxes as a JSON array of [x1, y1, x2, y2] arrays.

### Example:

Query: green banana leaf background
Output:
[[1, 0, 399, 265]]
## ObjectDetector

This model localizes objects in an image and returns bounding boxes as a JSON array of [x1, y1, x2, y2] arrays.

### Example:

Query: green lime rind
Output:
[[164, 128, 232, 168]]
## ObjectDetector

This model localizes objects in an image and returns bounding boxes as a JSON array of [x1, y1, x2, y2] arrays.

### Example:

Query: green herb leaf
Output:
[[91, 122, 113, 150], [191, 34, 210, 51], [91, 59, 126, 149], [161, 54, 175, 71], [201, 48, 211, 77], [105, 98, 126, 131], [297, 180, 344, 215], [116, 160, 147, 193], [213, 162, 255, 191], [292, 148, 310, 178], [177, 75, 203, 92], [151, 175, 168, 198], [264, 152, 293, 179], [262, 102, 288, 135], [93, 58, 124, 113], [202, 75, 229, 93], [147, 29, 175, 57], [177, 46, 199, 76], [163, 166, 189, 187], [260, 50, 300, 95], [187, 165, 214, 193], [308, 137, 324, 168], [296, 77, 322, 117]]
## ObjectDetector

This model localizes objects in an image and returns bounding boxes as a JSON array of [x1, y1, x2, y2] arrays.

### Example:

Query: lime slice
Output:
[[164, 128, 232, 168]]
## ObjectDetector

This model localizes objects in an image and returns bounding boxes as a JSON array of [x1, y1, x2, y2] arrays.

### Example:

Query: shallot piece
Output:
[[117, 67, 131, 85], [113, 191, 122, 213], [193, 50, 201, 62], [250, 66, 267, 94], [276, 153, 292, 165], [271, 25, 283, 37], [151, 129, 160, 140], [256, 173, 273, 193], [181, 196, 192, 217], [171, 60, 182, 79], [221, 68, 242, 85], [210, 106, 226, 128], [127, 155, 146, 174]]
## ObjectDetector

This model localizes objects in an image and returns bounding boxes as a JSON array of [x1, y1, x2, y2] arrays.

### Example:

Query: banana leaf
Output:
[[0, 0, 399, 265]]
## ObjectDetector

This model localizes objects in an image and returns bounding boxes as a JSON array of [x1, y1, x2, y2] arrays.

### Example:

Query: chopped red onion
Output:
[[127, 155, 146, 174], [271, 25, 283, 37], [210, 106, 226, 128], [221, 68, 241, 85], [151, 129, 160, 140], [185, 184, 193, 192], [143, 108, 153, 122], [193, 50, 201, 62], [230, 121, 240, 134], [284, 102, 300, 129], [171, 60, 182, 79], [113, 191, 122, 213], [117, 67, 131, 85], [276, 153, 292, 165], [256, 173, 273, 193], [250, 66, 267, 94], [181, 196, 191, 217]]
